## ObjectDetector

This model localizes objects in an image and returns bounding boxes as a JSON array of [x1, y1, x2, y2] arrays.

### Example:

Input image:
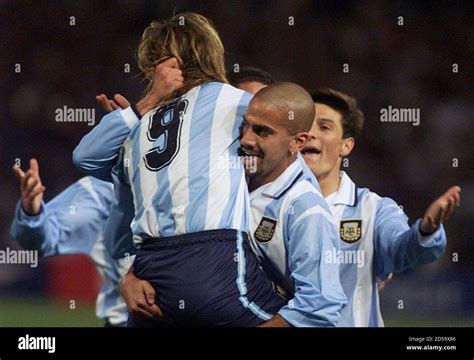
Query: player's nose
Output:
[[240, 128, 257, 149], [308, 131, 318, 141]]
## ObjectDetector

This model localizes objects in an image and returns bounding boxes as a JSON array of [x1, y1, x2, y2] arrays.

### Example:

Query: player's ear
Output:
[[291, 132, 309, 153], [340, 137, 354, 157]]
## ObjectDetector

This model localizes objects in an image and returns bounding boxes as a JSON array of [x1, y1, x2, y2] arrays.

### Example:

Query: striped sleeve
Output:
[[73, 107, 139, 182], [10, 177, 114, 257], [373, 197, 447, 279]]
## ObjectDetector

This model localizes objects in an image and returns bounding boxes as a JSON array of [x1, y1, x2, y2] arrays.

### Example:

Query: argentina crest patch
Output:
[[340, 219, 362, 243], [254, 217, 277, 243]]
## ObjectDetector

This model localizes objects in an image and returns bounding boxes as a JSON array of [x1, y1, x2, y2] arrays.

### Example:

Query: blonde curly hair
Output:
[[137, 12, 228, 105]]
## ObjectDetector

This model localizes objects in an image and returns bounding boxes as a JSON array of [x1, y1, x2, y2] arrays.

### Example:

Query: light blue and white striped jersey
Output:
[[10, 176, 132, 326], [74, 82, 252, 245], [248, 154, 347, 327], [123, 82, 252, 244], [326, 171, 447, 327]]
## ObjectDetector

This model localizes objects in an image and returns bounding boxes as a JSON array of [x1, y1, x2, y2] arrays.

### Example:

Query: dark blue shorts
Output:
[[129, 229, 286, 327]]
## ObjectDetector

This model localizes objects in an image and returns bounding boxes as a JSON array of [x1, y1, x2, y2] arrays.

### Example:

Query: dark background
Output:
[[0, 1, 472, 325]]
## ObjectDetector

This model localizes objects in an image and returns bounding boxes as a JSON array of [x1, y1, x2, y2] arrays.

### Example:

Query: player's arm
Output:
[[268, 195, 347, 327], [373, 186, 461, 278], [72, 103, 140, 182], [10, 159, 46, 252], [89, 95, 139, 259], [10, 159, 114, 256], [73, 58, 183, 181], [102, 150, 138, 260]]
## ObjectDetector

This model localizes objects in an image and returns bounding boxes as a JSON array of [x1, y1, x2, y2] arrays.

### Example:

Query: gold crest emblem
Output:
[[340, 220, 362, 243], [254, 217, 277, 243]]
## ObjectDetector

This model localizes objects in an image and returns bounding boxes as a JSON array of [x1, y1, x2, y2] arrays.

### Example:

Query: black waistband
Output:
[[140, 229, 248, 251]]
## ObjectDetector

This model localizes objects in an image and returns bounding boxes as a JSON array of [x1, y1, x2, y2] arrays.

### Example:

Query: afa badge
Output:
[[340, 220, 362, 243], [254, 217, 277, 243]]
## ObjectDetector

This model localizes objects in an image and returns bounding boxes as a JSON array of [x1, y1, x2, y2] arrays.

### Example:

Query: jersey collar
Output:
[[259, 153, 306, 199], [327, 171, 358, 207]]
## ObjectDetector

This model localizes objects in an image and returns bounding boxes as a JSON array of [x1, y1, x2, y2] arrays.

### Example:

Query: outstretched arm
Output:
[[374, 186, 461, 279], [10, 159, 114, 256], [11, 159, 46, 252], [420, 186, 461, 234]]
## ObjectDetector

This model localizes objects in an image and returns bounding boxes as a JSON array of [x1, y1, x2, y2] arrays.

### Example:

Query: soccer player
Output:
[[73, 12, 285, 327], [118, 67, 274, 320], [240, 82, 347, 326], [301, 87, 461, 326], [10, 159, 129, 327]]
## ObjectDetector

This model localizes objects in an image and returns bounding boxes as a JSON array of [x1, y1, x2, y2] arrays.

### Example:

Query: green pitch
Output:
[[0, 297, 472, 327], [0, 298, 102, 327], [384, 315, 474, 327]]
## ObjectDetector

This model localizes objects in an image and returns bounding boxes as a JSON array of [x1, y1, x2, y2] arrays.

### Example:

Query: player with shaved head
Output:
[[240, 82, 347, 327], [242, 82, 315, 191]]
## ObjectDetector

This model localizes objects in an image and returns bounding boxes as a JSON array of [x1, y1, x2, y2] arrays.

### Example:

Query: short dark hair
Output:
[[310, 88, 364, 139], [227, 66, 274, 87]]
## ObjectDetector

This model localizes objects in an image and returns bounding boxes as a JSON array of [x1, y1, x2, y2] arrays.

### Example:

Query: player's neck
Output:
[[317, 165, 342, 198], [248, 156, 296, 192]]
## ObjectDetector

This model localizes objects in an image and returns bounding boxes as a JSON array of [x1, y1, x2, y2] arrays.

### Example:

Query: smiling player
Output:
[[240, 82, 347, 327], [302, 87, 461, 326]]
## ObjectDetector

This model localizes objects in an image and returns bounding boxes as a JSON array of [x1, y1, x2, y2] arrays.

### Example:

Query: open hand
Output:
[[420, 186, 461, 234], [96, 93, 131, 113], [12, 159, 45, 216]]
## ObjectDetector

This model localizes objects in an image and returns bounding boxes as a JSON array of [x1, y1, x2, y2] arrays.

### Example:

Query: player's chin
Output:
[[302, 153, 319, 168], [245, 164, 260, 177], [305, 158, 327, 178], [242, 155, 259, 173]]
